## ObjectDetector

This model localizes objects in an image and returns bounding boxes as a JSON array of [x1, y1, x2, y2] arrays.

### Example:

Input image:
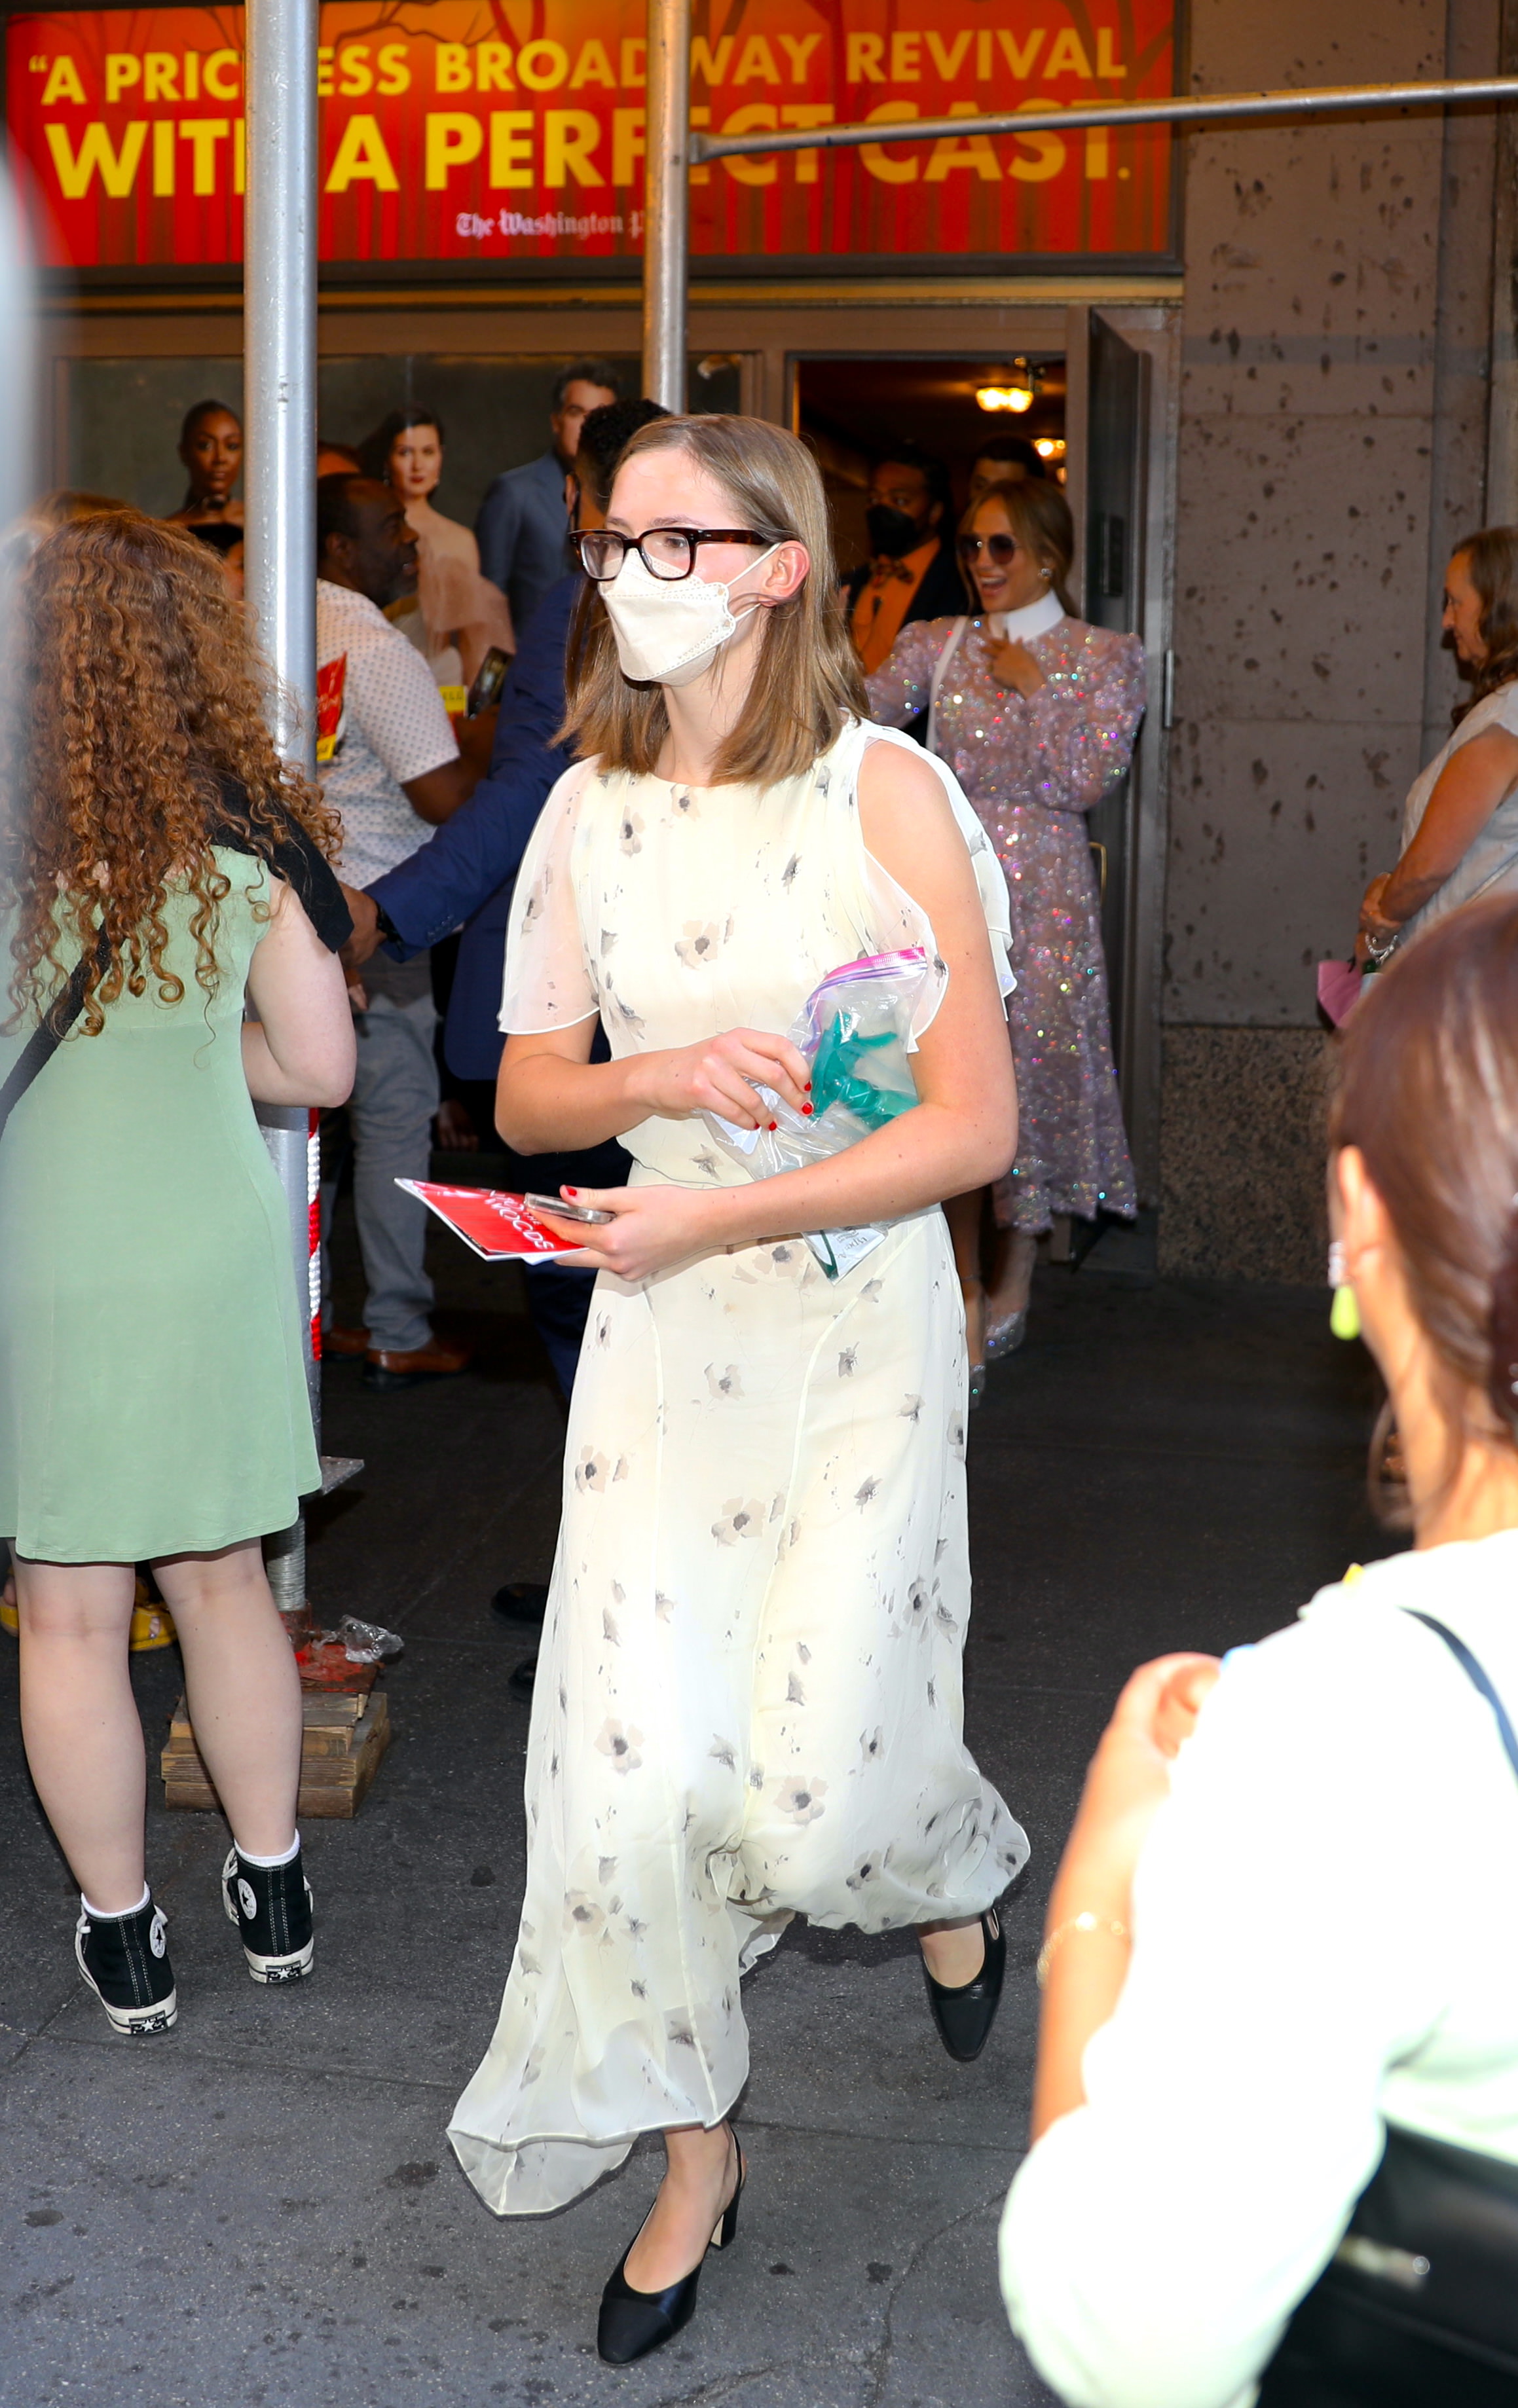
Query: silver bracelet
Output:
[[1363, 928, 1399, 965], [1036, 1910, 1131, 1988]]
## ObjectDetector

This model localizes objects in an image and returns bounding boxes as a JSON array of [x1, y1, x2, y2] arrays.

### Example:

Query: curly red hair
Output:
[[1, 507, 340, 1034]]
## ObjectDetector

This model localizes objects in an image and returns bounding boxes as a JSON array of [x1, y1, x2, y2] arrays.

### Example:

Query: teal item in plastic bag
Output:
[[809, 1017, 914, 1130]]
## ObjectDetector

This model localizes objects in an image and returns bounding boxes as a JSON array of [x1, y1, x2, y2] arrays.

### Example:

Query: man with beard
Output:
[[844, 443, 967, 678]]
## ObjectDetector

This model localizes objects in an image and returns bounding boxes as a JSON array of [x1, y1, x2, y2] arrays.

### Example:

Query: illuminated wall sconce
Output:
[[1033, 437, 1067, 460], [975, 359, 1039, 414]]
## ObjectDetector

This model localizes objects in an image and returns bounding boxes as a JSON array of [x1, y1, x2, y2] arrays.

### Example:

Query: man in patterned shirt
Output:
[[315, 473, 495, 1387]]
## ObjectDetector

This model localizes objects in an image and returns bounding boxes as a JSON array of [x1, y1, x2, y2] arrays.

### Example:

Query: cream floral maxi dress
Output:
[[447, 719, 1030, 2217]]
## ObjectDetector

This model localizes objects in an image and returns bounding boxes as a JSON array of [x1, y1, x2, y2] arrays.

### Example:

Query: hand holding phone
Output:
[[525, 1192, 615, 1226], [466, 647, 511, 717]]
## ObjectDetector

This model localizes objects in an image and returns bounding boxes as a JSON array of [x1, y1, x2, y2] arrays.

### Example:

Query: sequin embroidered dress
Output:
[[446, 720, 1029, 2217], [868, 615, 1145, 1231]]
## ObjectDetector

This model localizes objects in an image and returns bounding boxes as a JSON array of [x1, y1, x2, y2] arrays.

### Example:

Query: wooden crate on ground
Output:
[[160, 1645, 391, 1819]]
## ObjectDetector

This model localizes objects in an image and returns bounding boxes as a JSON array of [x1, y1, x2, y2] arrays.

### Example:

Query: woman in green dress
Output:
[[0, 510, 356, 2034]]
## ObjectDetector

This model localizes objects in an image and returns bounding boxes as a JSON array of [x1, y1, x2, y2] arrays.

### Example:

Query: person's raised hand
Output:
[[341, 884, 382, 971], [1358, 872, 1397, 940], [528, 1185, 722, 1284], [1151, 1654, 1223, 1757], [1047, 1652, 1223, 1932], [982, 634, 1046, 698], [635, 1029, 813, 1129]]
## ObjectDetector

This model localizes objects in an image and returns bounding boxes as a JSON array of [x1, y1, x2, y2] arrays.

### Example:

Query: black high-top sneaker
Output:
[[75, 1894, 177, 2035], [221, 1845, 314, 1984]]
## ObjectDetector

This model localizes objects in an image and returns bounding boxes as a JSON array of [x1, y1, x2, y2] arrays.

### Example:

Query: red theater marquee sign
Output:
[[5, 1, 1176, 272]]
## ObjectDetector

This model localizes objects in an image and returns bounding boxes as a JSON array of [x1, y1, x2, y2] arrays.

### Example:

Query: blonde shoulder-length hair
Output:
[[561, 414, 867, 786]]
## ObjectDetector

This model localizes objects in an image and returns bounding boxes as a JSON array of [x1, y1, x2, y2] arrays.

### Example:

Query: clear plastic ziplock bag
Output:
[[706, 947, 932, 1278]]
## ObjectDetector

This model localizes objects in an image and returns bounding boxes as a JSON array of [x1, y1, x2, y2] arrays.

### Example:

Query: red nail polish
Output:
[[804, 1081, 813, 1091], [565, 1187, 579, 1197], [768, 1120, 779, 1131], [802, 1104, 813, 1116]]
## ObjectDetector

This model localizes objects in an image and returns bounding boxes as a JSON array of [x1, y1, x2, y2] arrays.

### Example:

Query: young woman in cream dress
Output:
[[447, 416, 1029, 2363]]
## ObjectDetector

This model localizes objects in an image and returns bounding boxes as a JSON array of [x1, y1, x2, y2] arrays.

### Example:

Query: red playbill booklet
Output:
[[394, 1180, 583, 1264]]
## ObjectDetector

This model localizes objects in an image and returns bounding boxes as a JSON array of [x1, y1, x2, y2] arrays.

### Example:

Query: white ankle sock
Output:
[[81, 1883, 151, 1921], [235, 1833, 300, 1869]]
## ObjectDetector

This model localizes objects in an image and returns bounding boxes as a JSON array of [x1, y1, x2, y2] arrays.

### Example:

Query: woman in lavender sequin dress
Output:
[[867, 479, 1145, 1380]]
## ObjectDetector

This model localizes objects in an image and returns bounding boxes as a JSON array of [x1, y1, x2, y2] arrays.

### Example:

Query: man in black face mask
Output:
[[845, 443, 967, 679]]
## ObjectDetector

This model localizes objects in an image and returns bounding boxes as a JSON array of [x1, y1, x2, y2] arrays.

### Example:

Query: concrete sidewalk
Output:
[[1, 1217, 1388, 2407]]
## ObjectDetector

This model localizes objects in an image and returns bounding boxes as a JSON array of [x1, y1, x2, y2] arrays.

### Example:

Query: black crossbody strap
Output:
[[1405, 1608, 1518, 1782], [0, 924, 110, 1142]]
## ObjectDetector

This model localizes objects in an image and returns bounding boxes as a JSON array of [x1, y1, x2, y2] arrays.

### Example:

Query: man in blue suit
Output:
[[474, 359, 619, 636], [341, 398, 667, 1678]]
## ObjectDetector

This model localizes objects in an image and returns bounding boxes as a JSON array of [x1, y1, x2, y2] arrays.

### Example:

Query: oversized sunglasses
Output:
[[576, 526, 777, 583], [957, 532, 1021, 567]]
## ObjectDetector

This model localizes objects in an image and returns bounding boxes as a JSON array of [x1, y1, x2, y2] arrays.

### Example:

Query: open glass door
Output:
[[1083, 315, 1147, 1077]]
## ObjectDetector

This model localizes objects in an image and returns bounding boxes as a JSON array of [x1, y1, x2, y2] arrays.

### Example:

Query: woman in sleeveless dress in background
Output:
[[365, 407, 515, 694], [0, 511, 355, 2035], [446, 416, 1029, 2362], [1356, 526, 1518, 971], [868, 478, 1145, 1389]]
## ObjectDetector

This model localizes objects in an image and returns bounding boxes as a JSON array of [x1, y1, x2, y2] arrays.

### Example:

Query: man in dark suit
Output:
[[341, 397, 667, 1686], [843, 442, 968, 683], [474, 359, 620, 636]]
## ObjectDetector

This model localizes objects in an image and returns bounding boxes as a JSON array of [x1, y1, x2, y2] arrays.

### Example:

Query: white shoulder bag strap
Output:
[[926, 618, 969, 757]]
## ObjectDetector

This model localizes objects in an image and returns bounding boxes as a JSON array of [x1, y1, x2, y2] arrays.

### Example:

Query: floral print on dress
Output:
[[674, 918, 731, 970]]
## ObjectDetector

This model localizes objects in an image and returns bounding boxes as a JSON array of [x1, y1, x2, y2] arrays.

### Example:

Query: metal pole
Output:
[[245, 0, 319, 1634], [643, 0, 691, 410], [693, 74, 1518, 166]]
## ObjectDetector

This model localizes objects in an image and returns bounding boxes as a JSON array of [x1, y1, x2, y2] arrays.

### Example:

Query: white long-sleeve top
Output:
[[1001, 1529, 1518, 2408]]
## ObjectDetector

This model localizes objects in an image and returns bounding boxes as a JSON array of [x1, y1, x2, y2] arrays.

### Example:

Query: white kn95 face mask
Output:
[[599, 543, 780, 687]]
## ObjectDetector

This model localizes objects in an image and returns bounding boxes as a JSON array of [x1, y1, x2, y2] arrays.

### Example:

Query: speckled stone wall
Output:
[[1159, 1028, 1335, 1285], [1157, 0, 1500, 1281]]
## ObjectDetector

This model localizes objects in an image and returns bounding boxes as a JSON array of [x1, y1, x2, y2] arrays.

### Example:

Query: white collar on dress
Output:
[[986, 589, 1065, 642]]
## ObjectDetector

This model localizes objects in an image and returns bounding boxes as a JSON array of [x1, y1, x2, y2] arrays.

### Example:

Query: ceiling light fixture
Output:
[[975, 358, 1037, 414], [1033, 437, 1067, 459]]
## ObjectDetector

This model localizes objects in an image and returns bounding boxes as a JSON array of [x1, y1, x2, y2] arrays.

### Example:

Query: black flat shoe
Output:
[[597, 2135, 745, 2365], [921, 1906, 1005, 2063], [490, 1580, 548, 1628]]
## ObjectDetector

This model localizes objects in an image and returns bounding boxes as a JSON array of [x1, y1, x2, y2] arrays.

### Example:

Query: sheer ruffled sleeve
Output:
[[864, 618, 955, 730], [498, 759, 599, 1034], [855, 724, 1016, 1044]]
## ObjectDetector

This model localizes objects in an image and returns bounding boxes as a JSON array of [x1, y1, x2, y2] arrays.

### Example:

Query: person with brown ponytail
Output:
[[0, 510, 356, 2038], [1001, 893, 1518, 2405], [1358, 527, 1518, 966]]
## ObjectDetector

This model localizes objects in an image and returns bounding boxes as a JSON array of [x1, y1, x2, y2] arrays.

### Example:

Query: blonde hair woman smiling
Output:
[[446, 415, 1029, 2363]]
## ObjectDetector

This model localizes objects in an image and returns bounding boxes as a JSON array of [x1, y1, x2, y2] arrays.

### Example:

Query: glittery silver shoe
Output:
[[986, 1308, 1027, 1360]]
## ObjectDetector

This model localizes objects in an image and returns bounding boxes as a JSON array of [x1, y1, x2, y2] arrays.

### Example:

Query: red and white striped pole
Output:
[[305, 1104, 322, 1368]]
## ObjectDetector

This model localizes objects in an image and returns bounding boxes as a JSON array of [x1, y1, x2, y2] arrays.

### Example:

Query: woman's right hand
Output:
[[633, 1029, 813, 1129], [1358, 871, 1394, 935]]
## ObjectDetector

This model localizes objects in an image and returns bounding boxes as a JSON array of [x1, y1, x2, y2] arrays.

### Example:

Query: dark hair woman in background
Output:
[[1004, 894, 1518, 2405], [363, 405, 514, 689], [1357, 526, 1518, 969], [868, 475, 1145, 1388], [0, 511, 355, 2036], [166, 397, 244, 553]]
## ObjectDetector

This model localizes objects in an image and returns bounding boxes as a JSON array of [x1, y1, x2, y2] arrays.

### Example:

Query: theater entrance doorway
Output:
[[790, 312, 1175, 1190]]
